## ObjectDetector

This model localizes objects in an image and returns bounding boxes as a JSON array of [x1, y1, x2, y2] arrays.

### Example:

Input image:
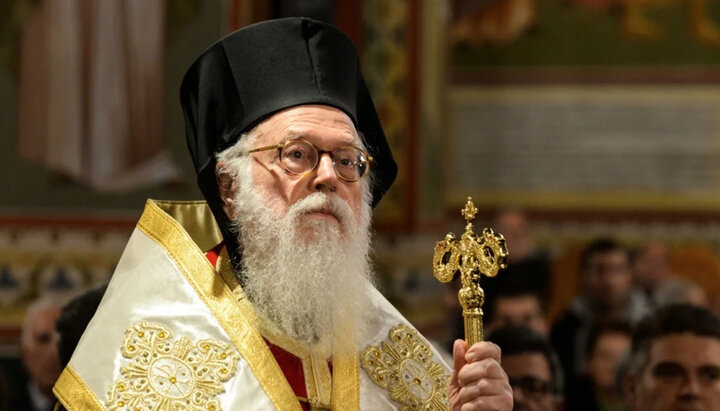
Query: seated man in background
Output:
[[566, 321, 633, 411], [485, 281, 549, 337], [447, 276, 549, 354], [15, 297, 63, 411], [633, 241, 708, 308], [489, 325, 564, 411], [493, 209, 551, 302], [624, 304, 720, 411], [551, 238, 648, 379]]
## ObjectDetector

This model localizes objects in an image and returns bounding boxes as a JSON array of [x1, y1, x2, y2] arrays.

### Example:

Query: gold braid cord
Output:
[[361, 325, 450, 410], [432, 197, 508, 345], [106, 321, 240, 411]]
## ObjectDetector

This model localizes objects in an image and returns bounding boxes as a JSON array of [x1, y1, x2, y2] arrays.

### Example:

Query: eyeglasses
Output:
[[509, 376, 553, 398], [245, 138, 373, 182]]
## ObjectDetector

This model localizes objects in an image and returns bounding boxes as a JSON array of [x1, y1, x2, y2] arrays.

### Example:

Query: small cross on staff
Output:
[[432, 197, 509, 346]]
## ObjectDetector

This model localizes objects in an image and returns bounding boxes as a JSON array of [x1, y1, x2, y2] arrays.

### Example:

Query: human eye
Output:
[[287, 144, 310, 159], [510, 376, 552, 397], [338, 155, 353, 167], [698, 366, 720, 384], [334, 148, 358, 168], [653, 362, 686, 381], [280, 140, 316, 173], [283, 140, 313, 159]]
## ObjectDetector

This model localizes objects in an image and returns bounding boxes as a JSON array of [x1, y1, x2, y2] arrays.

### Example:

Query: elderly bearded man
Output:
[[52, 18, 511, 410]]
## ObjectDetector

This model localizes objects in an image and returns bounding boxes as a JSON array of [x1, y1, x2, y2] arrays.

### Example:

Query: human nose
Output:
[[512, 386, 528, 408], [679, 373, 702, 398], [312, 153, 339, 192]]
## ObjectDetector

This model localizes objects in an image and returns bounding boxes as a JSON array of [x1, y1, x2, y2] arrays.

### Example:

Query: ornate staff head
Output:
[[432, 197, 508, 345]]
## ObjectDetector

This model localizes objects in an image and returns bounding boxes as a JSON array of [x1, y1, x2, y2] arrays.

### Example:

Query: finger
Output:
[[456, 377, 508, 404], [453, 339, 468, 370], [451, 339, 468, 389], [459, 392, 513, 411], [457, 358, 508, 388], [465, 341, 501, 364]]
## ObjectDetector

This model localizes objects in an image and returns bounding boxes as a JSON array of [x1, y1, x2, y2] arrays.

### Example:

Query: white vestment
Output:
[[53, 200, 450, 410]]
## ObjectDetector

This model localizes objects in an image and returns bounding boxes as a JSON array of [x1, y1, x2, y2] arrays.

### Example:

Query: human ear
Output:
[[215, 161, 237, 217]]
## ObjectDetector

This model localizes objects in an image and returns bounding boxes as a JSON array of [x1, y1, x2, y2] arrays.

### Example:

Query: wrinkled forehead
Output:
[[252, 104, 362, 146]]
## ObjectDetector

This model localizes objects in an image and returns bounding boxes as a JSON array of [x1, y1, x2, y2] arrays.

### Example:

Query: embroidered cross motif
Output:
[[106, 321, 239, 410], [361, 325, 449, 410]]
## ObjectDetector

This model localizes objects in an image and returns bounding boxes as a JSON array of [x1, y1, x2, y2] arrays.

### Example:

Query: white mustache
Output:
[[287, 192, 354, 228]]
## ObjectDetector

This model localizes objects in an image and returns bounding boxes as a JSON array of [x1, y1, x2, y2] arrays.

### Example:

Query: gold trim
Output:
[[53, 365, 105, 411], [151, 200, 223, 252], [329, 322, 360, 410], [332, 348, 360, 410], [216, 248, 244, 302], [137, 200, 300, 410], [310, 353, 333, 408]]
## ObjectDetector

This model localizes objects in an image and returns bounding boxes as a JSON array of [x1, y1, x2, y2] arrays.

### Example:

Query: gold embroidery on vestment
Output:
[[140, 201, 301, 409], [361, 325, 449, 410], [106, 321, 240, 410]]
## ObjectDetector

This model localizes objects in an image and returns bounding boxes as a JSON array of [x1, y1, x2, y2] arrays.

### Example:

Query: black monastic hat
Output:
[[180, 17, 397, 258]]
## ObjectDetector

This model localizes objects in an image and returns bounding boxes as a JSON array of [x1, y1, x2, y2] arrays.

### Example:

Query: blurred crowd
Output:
[[0, 285, 105, 411], [446, 210, 720, 410], [4, 210, 720, 410]]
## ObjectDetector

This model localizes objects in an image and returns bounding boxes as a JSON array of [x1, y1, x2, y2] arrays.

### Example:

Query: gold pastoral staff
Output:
[[432, 197, 508, 346]]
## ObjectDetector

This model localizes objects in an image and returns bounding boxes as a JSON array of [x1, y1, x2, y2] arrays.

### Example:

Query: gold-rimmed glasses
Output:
[[245, 138, 373, 182]]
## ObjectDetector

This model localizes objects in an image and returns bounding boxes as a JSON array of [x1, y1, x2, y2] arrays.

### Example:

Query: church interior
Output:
[[3, 0, 720, 409]]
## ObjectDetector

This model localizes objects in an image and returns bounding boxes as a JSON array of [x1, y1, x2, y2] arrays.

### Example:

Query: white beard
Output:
[[226, 155, 375, 357]]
